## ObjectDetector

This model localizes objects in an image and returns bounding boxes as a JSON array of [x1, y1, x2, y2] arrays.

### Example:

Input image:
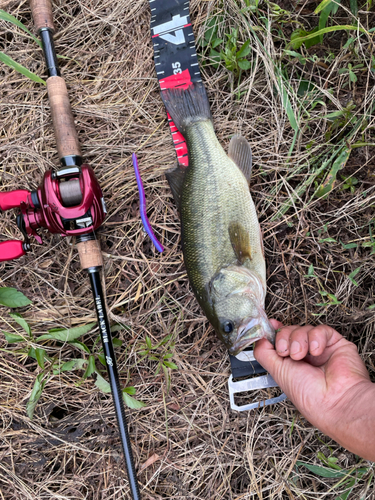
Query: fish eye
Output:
[[222, 321, 234, 334]]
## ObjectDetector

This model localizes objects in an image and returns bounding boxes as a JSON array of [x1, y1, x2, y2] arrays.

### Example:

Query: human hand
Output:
[[254, 320, 375, 458]]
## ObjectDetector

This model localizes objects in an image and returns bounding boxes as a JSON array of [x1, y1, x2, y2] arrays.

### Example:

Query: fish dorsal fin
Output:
[[165, 164, 186, 211], [228, 222, 252, 264], [228, 135, 253, 184]]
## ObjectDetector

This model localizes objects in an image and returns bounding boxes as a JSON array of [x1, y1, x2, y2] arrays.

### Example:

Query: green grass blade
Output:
[[288, 26, 367, 48], [314, 147, 351, 198], [314, 0, 333, 14], [277, 75, 298, 131], [349, 0, 358, 16], [0, 9, 41, 47], [0, 51, 45, 84]]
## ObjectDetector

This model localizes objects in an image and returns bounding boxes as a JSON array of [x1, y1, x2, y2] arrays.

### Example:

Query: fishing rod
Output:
[[0, 1, 141, 498]]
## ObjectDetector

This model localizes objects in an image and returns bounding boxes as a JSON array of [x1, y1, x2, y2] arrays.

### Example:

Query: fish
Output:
[[162, 82, 275, 355]]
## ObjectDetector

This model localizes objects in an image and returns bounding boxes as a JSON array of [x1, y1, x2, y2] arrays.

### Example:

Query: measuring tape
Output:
[[149, 0, 203, 167], [148, 0, 286, 411]]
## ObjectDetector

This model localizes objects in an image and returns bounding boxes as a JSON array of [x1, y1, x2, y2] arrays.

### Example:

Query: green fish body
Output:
[[162, 83, 274, 354]]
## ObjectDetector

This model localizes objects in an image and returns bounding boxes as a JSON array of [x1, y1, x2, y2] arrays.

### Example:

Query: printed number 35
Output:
[[172, 62, 182, 74]]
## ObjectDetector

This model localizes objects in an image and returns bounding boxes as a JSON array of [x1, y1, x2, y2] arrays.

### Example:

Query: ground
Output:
[[0, 0, 374, 498]]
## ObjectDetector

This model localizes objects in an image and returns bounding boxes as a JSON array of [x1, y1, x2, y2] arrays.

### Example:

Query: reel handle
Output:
[[0, 190, 31, 211], [0, 240, 28, 262]]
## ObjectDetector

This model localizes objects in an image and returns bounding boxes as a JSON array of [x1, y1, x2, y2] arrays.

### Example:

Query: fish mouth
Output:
[[228, 336, 262, 356], [229, 314, 275, 355]]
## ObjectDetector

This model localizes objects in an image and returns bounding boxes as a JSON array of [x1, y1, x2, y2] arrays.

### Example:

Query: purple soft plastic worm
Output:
[[132, 153, 164, 253]]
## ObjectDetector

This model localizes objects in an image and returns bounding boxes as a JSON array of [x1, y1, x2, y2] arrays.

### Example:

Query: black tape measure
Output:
[[149, 0, 204, 167]]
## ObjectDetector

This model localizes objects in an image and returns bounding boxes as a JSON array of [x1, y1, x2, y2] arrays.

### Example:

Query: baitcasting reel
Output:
[[0, 165, 107, 262]]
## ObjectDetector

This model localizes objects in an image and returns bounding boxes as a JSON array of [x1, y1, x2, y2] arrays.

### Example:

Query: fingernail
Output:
[[290, 341, 301, 355], [310, 340, 319, 352], [277, 339, 288, 352]]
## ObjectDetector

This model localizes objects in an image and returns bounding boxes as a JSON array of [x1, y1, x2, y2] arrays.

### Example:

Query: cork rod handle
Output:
[[47, 76, 82, 159], [30, 0, 54, 32], [77, 240, 103, 270]]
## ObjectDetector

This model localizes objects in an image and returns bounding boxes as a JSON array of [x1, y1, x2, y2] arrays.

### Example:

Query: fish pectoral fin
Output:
[[228, 222, 252, 264], [165, 163, 186, 212], [228, 135, 253, 184]]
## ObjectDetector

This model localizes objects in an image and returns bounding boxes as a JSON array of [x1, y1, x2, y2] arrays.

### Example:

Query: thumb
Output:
[[253, 338, 283, 382]]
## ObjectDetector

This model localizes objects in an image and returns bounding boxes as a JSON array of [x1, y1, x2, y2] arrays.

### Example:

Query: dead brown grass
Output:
[[0, 0, 375, 498]]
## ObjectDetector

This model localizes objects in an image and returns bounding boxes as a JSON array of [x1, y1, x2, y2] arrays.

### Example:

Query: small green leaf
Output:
[[212, 38, 223, 48], [111, 324, 125, 333], [69, 340, 91, 353], [95, 372, 111, 393], [82, 355, 96, 380], [35, 348, 45, 369], [95, 374, 145, 408], [0, 52, 46, 85], [296, 461, 346, 478], [112, 338, 123, 347], [98, 353, 106, 366], [37, 322, 96, 342], [340, 240, 358, 249], [238, 59, 251, 70], [60, 359, 87, 372], [9, 312, 31, 335], [236, 39, 251, 58], [348, 267, 361, 286], [145, 335, 152, 349], [156, 334, 172, 347], [318, 238, 337, 243], [0, 287, 32, 308], [26, 373, 48, 419], [123, 386, 136, 395], [315, 148, 351, 198], [4, 332, 24, 343], [164, 361, 178, 370], [284, 50, 307, 64], [122, 391, 146, 409], [349, 0, 358, 16], [307, 264, 315, 276]]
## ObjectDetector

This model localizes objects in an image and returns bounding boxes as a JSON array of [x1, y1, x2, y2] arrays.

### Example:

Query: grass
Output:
[[0, 0, 374, 498]]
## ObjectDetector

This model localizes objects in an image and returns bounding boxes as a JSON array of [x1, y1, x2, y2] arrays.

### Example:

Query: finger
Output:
[[254, 337, 323, 398], [269, 319, 284, 331], [274, 325, 302, 357], [289, 325, 314, 360], [306, 324, 343, 358], [305, 327, 348, 367], [254, 338, 283, 376]]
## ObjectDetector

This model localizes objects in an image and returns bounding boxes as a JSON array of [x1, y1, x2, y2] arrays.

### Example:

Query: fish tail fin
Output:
[[161, 82, 213, 134]]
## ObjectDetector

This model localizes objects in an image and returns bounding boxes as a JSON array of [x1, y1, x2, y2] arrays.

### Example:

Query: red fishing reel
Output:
[[0, 165, 106, 262]]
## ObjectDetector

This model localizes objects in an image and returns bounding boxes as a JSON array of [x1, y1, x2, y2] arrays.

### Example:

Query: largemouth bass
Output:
[[162, 83, 275, 355]]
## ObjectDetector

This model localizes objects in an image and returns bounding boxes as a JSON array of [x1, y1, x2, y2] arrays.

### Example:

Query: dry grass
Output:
[[0, 0, 375, 498]]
